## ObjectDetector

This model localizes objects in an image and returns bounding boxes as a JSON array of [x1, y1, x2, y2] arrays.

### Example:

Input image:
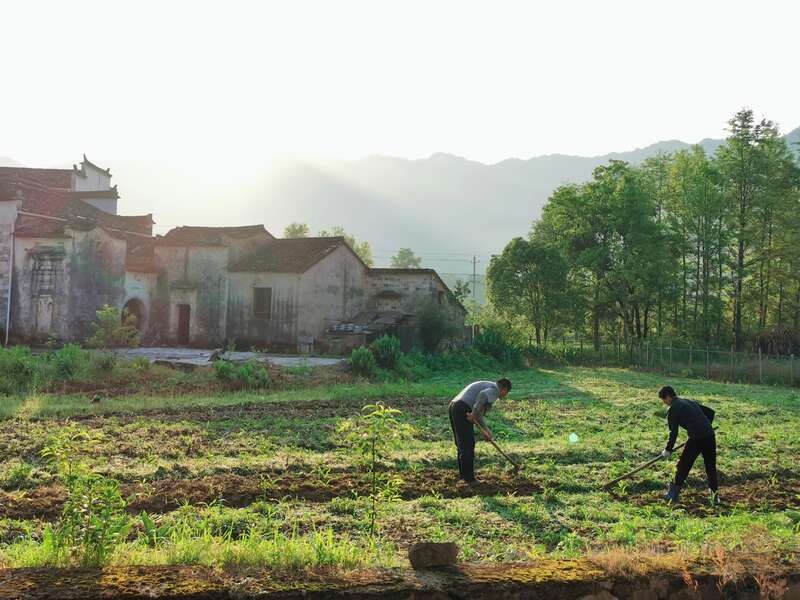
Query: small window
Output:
[[253, 287, 272, 319]]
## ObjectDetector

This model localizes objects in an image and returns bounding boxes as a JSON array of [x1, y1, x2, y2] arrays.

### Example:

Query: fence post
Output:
[[705, 346, 709, 379], [758, 347, 763, 384]]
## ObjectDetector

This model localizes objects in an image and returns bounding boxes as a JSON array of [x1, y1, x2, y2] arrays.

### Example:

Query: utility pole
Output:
[[472, 255, 480, 302]]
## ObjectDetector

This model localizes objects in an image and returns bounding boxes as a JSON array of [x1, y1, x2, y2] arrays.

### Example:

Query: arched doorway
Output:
[[122, 298, 146, 332]]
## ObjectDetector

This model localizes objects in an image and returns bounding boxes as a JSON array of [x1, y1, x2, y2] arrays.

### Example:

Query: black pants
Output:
[[449, 400, 475, 481], [674, 435, 718, 491]]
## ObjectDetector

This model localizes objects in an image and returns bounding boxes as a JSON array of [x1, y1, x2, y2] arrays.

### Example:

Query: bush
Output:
[[371, 335, 402, 369], [0, 346, 37, 395], [85, 305, 139, 349], [417, 301, 459, 352], [213, 360, 270, 388], [474, 329, 525, 368], [52, 344, 87, 380], [349, 346, 377, 378]]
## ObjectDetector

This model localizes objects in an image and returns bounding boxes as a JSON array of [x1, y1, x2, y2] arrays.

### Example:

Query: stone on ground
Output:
[[408, 542, 459, 569]]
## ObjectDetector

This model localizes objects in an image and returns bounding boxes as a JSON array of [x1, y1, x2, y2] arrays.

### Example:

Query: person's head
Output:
[[658, 385, 676, 405], [497, 378, 512, 398]]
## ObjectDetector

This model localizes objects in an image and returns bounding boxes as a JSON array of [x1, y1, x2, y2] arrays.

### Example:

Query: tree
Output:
[[716, 110, 781, 348], [487, 237, 567, 346], [319, 226, 374, 266], [390, 248, 422, 269], [453, 279, 471, 302], [283, 222, 309, 238]]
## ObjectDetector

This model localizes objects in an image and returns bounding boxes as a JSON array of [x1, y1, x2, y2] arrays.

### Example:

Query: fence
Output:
[[537, 338, 799, 387]]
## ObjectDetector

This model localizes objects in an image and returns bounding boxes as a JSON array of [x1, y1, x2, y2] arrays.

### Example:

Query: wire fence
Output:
[[538, 338, 800, 387]]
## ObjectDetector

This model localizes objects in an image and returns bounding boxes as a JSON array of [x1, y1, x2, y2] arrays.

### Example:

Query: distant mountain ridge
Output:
[[3, 127, 798, 277]]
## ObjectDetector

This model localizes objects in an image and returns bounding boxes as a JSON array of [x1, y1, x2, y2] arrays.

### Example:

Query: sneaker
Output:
[[663, 483, 680, 503], [709, 490, 721, 506]]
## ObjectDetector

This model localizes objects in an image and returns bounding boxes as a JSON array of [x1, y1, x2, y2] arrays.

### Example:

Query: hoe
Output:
[[602, 428, 717, 489], [474, 421, 522, 473]]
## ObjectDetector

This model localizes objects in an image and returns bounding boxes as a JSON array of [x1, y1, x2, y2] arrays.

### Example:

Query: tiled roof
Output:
[[159, 225, 272, 246], [0, 166, 72, 191], [229, 237, 350, 273], [67, 186, 119, 200]]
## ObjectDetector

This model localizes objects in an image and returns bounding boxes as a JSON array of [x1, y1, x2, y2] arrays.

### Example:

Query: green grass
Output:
[[1, 365, 799, 572]]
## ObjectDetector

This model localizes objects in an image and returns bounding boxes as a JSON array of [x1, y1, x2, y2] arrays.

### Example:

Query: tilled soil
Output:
[[0, 561, 798, 600], [3, 466, 799, 522], [0, 469, 541, 521]]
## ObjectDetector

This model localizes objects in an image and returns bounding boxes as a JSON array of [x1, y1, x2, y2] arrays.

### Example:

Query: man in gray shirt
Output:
[[448, 378, 512, 483]]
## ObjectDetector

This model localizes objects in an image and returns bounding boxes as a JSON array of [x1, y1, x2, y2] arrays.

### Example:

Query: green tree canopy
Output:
[[390, 248, 422, 268]]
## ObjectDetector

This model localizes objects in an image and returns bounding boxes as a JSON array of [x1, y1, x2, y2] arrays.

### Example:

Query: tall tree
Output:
[[390, 248, 422, 268], [487, 237, 567, 346], [716, 110, 778, 348], [283, 222, 310, 238]]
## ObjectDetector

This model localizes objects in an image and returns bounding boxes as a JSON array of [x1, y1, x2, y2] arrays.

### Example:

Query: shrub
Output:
[[85, 305, 139, 349], [417, 301, 458, 352], [213, 360, 270, 388], [371, 335, 402, 369], [0, 346, 37, 395], [52, 344, 87, 380], [349, 346, 377, 378], [475, 329, 525, 368]]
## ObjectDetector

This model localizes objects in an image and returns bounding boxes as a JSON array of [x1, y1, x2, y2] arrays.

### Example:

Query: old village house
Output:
[[0, 157, 466, 352]]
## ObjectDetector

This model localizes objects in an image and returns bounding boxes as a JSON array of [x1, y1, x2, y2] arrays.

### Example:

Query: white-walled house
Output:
[[0, 157, 467, 352]]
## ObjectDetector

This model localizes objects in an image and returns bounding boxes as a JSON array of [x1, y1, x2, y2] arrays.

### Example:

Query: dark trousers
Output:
[[449, 400, 475, 481], [674, 435, 718, 491]]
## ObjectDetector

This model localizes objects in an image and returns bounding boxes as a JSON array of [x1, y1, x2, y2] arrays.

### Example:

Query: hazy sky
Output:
[[2, 0, 798, 170]]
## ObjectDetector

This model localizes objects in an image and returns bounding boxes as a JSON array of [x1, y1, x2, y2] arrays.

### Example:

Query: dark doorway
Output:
[[177, 304, 191, 345], [123, 298, 146, 332]]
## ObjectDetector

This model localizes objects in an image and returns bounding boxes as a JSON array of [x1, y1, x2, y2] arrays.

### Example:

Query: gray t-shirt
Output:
[[452, 381, 499, 428]]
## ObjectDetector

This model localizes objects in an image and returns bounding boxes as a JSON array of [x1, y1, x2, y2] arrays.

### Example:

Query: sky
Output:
[[2, 0, 799, 171]]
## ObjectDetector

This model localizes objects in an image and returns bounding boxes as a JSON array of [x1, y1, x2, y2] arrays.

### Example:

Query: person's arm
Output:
[[665, 407, 678, 452], [466, 391, 492, 439]]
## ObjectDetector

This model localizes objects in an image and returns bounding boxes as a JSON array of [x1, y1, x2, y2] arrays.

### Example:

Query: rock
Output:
[[577, 591, 618, 600], [408, 542, 458, 569], [785, 583, 800, 600]]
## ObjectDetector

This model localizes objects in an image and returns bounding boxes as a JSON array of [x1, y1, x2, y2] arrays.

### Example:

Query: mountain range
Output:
[[2, 127, 798, 281]]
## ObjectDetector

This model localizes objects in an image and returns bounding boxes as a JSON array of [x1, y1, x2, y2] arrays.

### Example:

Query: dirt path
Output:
[[0, 561, 797, 599]]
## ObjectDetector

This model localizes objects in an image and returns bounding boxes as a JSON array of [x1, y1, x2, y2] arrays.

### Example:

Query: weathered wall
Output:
[[367, 271, 464, 321], [124, 271, 157, 334], [153, 245, 228, 345], [224, 233, 274, 265], [300, 245, 367, 336], [226, 271, 300, 348], [0, 201, 18, 336], [11, 228, 127, 342], [72, 165, 112, 192], [227, 246, 368, 350]]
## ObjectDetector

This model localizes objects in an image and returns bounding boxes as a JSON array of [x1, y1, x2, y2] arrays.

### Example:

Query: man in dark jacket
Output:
[[658, 385, 719, 504]]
